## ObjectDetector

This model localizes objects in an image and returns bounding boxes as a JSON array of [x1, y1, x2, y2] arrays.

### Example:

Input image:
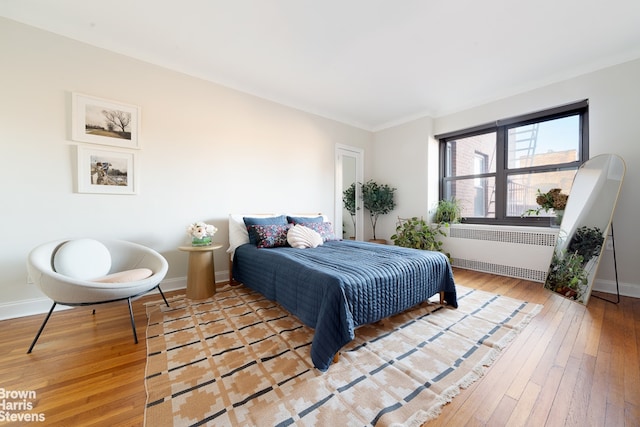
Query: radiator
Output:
[[441, 224, 558, 283]]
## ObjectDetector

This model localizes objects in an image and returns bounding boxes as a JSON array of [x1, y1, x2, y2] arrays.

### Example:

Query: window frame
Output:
[[436, 100, 589, 226]]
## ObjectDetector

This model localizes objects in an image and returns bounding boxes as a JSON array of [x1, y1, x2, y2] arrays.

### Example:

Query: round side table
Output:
[[178, 243, 223, 300]]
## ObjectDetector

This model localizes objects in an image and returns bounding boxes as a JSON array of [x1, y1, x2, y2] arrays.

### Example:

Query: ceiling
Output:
[[2, 1, 640, 131]]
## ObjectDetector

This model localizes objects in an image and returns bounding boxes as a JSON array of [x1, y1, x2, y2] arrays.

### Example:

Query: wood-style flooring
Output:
[[0, 268, 638, 426]]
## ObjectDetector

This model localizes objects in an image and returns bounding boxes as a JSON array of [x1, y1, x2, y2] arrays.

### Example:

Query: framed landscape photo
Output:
[[72, 93, 140, 149], [77, 146, 138, 195]]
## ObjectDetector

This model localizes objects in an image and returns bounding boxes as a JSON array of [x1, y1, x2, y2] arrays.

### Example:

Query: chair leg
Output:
[[157, 285, 170, 307], [128, 298, 138, 344], [27, 302, 56, 354]]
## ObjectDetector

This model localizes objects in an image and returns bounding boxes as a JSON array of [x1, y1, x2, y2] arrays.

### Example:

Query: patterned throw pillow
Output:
[[247, 224, 291, 248], [243, 215, 288, 245], [298, 222, 337, 242]]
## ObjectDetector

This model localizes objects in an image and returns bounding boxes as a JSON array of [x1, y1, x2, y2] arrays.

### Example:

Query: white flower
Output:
[[187, 221, 218, 238]]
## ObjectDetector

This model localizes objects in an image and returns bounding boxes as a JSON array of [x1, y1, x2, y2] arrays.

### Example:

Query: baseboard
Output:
[[156, 276, 188, 293], [592, 278, 640, 299], [0, 270, 229, 321], [0, 297, 72, 321]]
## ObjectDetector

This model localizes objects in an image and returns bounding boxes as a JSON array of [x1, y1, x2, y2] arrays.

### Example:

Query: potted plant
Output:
[[187, 221, 218, 246], [523, 188, 568, 226], [361, 180, 396, 243], [568, 226, 604, 264], [545, 250, 589, 301], [390, 216, 451, 261], [434, 197, 463, 224], [342, 182, 357, 238]]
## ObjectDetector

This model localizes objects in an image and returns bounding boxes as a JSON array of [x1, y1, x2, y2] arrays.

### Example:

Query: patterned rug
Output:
[[144, 284, 542, 426]]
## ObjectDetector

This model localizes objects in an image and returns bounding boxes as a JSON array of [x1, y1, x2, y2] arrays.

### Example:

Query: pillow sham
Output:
[[286, 215, 324, 224], [298, 221, 338, 242], [247, 224, 291, 248], [243, 215, 288, 227], [243, 215, 288, 245]]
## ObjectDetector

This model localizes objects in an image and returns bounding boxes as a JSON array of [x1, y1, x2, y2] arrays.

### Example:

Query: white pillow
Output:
[[53, 239, 112, 279], [287, 225, 324, 249]]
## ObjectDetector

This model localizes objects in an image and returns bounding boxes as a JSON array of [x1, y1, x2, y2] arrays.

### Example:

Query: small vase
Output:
[[191, 236, 212, 247], [551, 210, 564, 227]]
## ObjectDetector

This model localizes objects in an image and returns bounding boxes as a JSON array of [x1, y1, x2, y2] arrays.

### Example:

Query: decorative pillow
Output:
[[298, 222, 338, 242], [287, 225, 324, 249], [243, 215, 288, 245], [92, 268, 153, 283], [52, 239, 112, 280], [286, 215, 324, 224], [247, 224, 291, 248]]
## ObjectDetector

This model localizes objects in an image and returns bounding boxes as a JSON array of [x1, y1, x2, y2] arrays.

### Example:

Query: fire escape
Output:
[[486, 124, 539, 217]]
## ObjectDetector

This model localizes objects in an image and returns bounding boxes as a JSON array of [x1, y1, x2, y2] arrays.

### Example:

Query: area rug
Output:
[[144, 284, 542, 426]]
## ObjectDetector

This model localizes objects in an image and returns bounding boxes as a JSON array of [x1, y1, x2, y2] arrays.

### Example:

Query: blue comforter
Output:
[[232, 240, 457, 371]]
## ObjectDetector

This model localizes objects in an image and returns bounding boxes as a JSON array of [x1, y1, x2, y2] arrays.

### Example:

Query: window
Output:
[[473, 153, 488, 217], [437, 100, 588, 225]]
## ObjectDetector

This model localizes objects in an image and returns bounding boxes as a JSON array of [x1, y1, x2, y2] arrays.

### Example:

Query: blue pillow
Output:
[[243, 215, 287, 245], [287, 215, 324, 224]]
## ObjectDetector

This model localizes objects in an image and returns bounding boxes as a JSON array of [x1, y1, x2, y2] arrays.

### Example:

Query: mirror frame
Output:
[[544, 153, 625, 304], [335, 144, 364, 241]]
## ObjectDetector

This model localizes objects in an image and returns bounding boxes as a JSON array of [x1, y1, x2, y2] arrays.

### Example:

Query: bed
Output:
[[228, 214, 457, 371]]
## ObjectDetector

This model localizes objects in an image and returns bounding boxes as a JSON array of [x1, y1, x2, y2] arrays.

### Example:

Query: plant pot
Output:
[[551, 210, 564, 227], [555, 286, 577, 299], [368, 239, 387, 245]]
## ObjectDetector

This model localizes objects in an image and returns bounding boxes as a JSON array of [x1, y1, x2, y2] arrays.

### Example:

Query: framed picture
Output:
[[72, 93, 140, 149], [77, 146, 138, 195]]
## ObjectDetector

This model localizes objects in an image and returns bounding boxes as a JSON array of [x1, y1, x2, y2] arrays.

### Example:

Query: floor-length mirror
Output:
[[544, 154, 625, 304], [335, 144, 364, 240]]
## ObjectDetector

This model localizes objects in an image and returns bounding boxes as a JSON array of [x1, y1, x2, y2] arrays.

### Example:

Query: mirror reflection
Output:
[[335, 145, 363, 241], [544, 154, 625, 304], [342, 156, 357, 239]]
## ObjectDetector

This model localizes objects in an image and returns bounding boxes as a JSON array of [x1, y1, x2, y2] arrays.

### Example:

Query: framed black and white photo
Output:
[[72, 93, 140, 149], [77, 146, 138, 195]]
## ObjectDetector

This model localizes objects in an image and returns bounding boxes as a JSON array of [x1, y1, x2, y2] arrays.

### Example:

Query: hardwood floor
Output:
[[0, 269, 638, 426], [428, 269, 640, 427]]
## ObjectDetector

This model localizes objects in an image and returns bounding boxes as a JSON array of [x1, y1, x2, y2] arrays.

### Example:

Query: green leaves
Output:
[[390, 216, 450, 261], [361, 180, 396, 239], [568, 226, 604, 264], [434, 198, 462, 224], [361, 180, 396, 215], [342, 182, 357, 215], [546, 250, 589, 301]]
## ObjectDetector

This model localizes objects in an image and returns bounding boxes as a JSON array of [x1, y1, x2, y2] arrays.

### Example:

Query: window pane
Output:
[[444, 177, 496, 218], [507, 115, 579, 169], [445, 132, 496, 177], [508, 170, 576, 217]]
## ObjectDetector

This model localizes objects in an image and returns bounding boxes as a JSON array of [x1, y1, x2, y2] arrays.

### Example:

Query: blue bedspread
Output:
[[232, 240, 457, 371]]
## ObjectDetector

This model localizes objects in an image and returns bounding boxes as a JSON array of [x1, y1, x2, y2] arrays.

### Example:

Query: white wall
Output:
[[0, 18, 373, 318], [370, 117, 435, 242], [378, 58, 640, 295]]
